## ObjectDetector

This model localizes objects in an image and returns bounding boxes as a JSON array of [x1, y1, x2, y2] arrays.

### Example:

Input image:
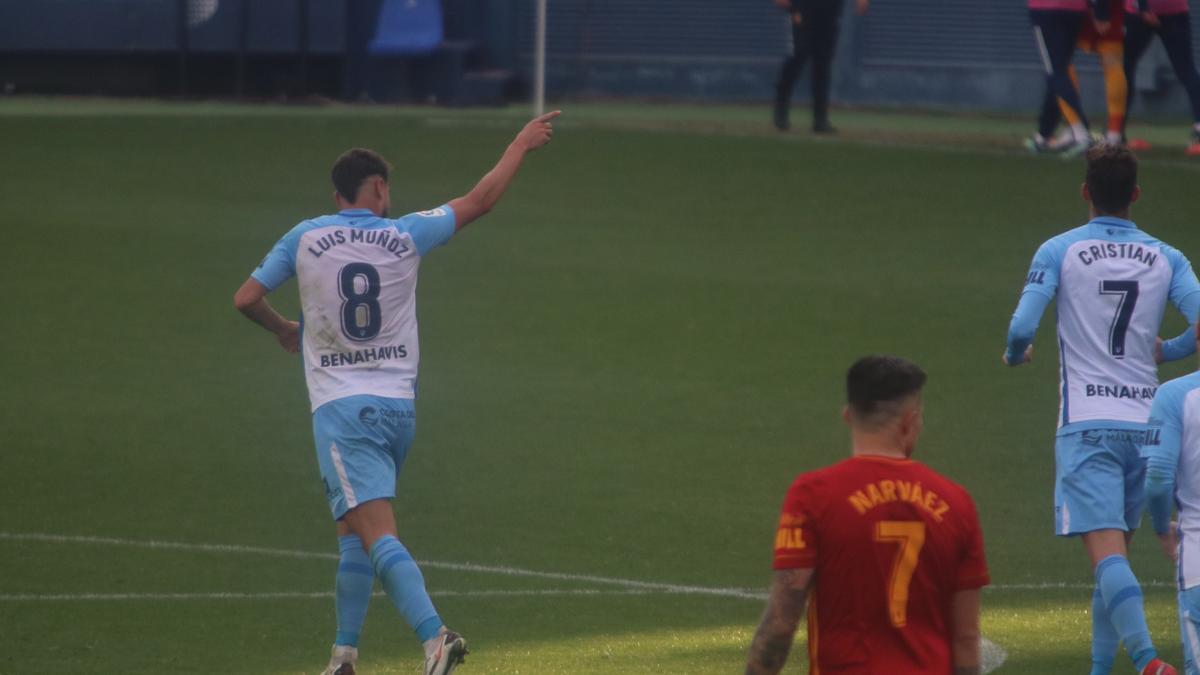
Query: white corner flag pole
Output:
[[534, 0, 547, 116]]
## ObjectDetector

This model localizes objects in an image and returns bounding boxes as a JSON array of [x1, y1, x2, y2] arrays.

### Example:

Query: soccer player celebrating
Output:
[[1122, 0, 1200, 155], [1004, 144, 1200, 675], [1144, 324, 1200, 675], [745, 356, 990, 675], [234, 111, 560, 675]]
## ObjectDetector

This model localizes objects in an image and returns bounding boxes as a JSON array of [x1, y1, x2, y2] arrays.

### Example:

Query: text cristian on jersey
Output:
[[1076, 242, 1160, 267], [306, 228, 413, 260]]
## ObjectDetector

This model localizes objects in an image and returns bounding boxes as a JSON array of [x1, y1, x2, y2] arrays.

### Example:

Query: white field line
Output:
[[0, 531, 1170, 596], [418, 116, 1200, 173], [0, 532, 1021, 672], [0, 532, 763, 600], [982, 637, 1007, 675], [0, 589, 666, 602]]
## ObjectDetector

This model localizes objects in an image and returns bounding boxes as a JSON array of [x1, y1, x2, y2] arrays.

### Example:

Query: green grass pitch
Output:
[[2, 98, 1200, 673]]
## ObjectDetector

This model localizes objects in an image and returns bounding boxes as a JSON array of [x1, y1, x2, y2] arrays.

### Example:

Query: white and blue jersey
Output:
[[252, 206, 457, 411], [1144, 371, 1200, 675], [1006, 216, 1200, 435], [1144, 372, 1200, 590]]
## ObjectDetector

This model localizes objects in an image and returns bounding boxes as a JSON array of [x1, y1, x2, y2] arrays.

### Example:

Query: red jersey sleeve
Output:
[[773, 475, 820, 570], [953, 490, 990, 590]]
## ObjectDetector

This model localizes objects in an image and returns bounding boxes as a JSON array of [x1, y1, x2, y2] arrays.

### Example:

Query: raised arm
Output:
[[744, 568, 813, 675], [950, 589, 983, 675], [447, 111, 560, 231], [234, 277, 300, 353]]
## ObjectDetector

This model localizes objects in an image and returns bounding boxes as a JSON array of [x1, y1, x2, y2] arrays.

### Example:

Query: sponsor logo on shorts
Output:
[[1080, 429, 1147, 445], [358, 405, 414, 428], [1106, 429, 1147, 444], [322, 477, 343, 501]]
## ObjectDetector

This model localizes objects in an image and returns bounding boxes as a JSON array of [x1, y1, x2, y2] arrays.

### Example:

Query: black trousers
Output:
[[1124, 11, 1200, 130], [342, 0, 385, 100], [775, 1, 843, 125], [1030, 9, 1088, 137]]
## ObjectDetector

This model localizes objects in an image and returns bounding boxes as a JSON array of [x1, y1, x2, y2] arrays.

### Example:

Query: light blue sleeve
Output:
[[250, 223, 306, 291], [1004, 240, 1062, 366], [1167, 246, 1200, 310], [1143, 382, 1185, 535], [399, 205, 457, 257], [1161, 246, 1200, 362]]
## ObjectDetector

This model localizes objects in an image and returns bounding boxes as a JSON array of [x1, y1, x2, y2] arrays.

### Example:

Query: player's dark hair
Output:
[[1085, 144, 1138, 215], [331, 148, 390, 203], [846, 356, 927, 428]]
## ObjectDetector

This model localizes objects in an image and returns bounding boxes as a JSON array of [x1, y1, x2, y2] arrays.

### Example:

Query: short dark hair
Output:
[[331, 148, 390, 203], [1085, 144, 1138, 215], [846, 355, 927, 429]]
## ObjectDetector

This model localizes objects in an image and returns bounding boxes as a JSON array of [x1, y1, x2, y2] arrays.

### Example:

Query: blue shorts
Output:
[[1054, 429, 1146, 537], [312, 395, 416, 520]]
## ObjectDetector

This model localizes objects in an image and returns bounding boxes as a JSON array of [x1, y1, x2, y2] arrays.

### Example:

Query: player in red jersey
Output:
[[1053, 0, 1130, 146], [745, 355, 989, 675]]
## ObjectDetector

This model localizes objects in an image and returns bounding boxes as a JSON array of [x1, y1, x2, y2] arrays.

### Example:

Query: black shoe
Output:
[[812, 120, 837, 134], [773, 104, 790, 132]]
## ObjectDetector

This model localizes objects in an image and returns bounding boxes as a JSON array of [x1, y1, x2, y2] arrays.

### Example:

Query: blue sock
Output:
[[334, 535, 374, 648], [369, 535, 443, 642], [1091, 585, 1118, 675], [1096, 555, 1156, 671]]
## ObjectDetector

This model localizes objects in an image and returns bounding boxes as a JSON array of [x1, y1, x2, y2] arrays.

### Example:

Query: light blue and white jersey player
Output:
[[253, 206, 454, 528], [1003, 145, 1199, 675], [234, 111, 561, 675], [253, 206, 454, 414], [1007, 217, 1200, 535], [1012, 220, 1198, 428], [1144, 355, 1200, 675]]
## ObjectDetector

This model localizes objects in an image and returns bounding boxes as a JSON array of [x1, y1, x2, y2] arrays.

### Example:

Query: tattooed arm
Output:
[[951, 589, 982, 675], [744, 568, 814, 675]]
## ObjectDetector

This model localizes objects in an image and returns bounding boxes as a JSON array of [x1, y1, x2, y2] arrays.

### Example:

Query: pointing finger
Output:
[[533, 110, 562, 123]]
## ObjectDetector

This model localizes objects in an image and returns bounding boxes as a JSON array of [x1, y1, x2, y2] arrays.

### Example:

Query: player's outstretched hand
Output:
[[516, 111, 561, 152], [277, 320, 301, 353], [1141, 11, 1160, 27], [1002, 344, 1034, 367], [1093, 19, 1112, 35]]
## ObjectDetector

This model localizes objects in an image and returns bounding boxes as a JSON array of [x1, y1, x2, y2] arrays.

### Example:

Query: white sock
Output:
[[1193, 122, 1200, 133], [1106, 130, 1123, 145], [1072, 124, 1089, 142], [423, 628, 448, 659]]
